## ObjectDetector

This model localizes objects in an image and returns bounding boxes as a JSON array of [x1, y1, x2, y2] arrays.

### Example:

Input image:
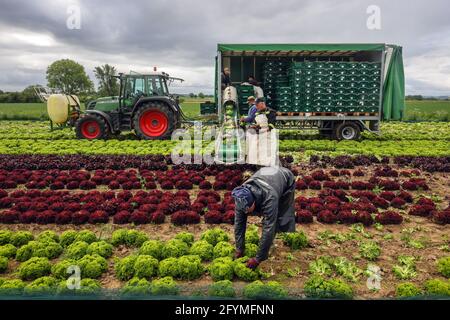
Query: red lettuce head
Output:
[[375, 211, 403, 225], [89, 210, 109, 224], [36, 210, 56, 224], [130, 211, 150, 225], [337, 210, 356, 224], [72, 210, 90, 225], [296, 209, 313, 224], [222, 211, 235, 224], [19, 210, 38, 223], [171, 210, 200, 225], [204, 210, 223, 224], [356, 211, 374, 226], [0, 210, 19, 223], [113, 211, 131, 224], [379, 191, 395, 201], [408, 205, 435, 217], [317, 210, 337, 224], [150, 211, 165, 224], [55, 211, 72, 224], [390, 197, 406, 209], [432, 209, 449, 225]]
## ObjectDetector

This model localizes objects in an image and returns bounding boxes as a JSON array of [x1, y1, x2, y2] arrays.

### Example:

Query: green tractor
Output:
[[75, 71, 184, 140]]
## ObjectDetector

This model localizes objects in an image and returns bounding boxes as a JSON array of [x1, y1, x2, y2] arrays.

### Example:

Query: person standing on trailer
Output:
[[232, 166, 296, 270], [221, 67, 231, 90], [247, 76, 258, 86]]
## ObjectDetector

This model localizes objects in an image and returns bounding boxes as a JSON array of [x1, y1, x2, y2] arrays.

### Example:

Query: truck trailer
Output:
[[215, 43, 405, 140]]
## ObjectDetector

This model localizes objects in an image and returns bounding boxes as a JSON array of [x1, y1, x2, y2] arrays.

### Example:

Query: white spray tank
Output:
[[46, 94, 81, 124]]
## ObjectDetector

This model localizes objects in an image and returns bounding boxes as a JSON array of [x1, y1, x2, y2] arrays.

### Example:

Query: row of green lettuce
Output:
[[1, 228, 449, 299], [0, 121, 449, 141], [0, 138, 448, 157]]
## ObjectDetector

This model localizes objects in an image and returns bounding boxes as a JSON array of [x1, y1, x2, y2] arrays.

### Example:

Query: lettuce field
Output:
[[0, 120, 449, 299]]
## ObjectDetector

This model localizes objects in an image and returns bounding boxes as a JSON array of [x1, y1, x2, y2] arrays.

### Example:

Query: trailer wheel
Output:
[[133, 102, 175, 140], [334, 122, 361, 141], [75, 114, 110, 140]]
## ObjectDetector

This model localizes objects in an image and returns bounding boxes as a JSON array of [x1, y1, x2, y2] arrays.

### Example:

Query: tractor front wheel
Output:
[[133, 103, 175, 140], [75, 114, 109, 140]]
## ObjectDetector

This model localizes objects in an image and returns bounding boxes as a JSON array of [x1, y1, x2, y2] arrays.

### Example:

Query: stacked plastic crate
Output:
[[287, 61, 381, 113], [326, 62, 381, 113], [262, 61, 289, 111], [200, 101, 217, 115], [289, 62, 315, 112], [237, 84, 254, 116]]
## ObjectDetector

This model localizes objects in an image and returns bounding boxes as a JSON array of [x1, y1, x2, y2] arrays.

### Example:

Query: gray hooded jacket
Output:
[[235, 166, 296, 261]]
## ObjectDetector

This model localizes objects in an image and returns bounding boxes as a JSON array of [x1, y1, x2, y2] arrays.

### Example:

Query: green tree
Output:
[[94, 64, 119, 96], [198, 92, 205, 99], [189, 93, 196, 98], [46, 59, 93, 94], [21, 85, 41, 103]]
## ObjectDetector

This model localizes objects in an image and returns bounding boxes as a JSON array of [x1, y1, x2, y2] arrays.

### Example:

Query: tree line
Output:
[[405, 95, 449, 101], [0, 59, 120, 103], [0, 59, 211, 103]]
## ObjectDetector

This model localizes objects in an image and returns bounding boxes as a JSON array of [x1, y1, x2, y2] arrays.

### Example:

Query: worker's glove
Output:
[[235, 250, 244, 259], [246, 258, 260, 270]]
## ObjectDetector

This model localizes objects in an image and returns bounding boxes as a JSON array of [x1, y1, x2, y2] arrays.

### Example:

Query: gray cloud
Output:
[[0, 0, 450, 94]]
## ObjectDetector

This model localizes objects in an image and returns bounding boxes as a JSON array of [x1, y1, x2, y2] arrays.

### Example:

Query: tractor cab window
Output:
[[122, 77, 146, 109], [134, 78, 145, 95], [124, 77, 134, 98], [124, 77, 145, 99], [161, 78, 169, 94], [147, 76, 168, 96]]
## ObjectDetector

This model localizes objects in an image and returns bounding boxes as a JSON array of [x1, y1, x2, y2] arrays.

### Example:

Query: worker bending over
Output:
[[232, 166, 296, 270]]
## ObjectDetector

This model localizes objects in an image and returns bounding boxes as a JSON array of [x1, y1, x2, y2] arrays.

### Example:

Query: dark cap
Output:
[[255, 97, 265, 104], [231, 186, 255, 212]]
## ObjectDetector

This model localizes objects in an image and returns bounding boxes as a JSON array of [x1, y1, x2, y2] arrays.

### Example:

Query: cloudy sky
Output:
[[0, 0, 449, 95]]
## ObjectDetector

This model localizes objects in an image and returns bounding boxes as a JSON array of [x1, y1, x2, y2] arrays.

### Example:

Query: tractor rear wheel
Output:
[[75, 114, 110, 140], [133, 102, 175, 140]]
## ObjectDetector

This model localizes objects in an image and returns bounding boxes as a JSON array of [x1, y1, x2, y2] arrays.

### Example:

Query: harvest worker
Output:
[[247, 76, 258, 86], [253, 98, 276, 132], [240, 96, 257, 125], [232, 166, 296, 270], [221, 67, 231, 90]]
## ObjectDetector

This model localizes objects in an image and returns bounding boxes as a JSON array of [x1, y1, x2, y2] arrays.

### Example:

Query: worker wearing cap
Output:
[[240, 96, 257, 124], [231, 166, 296, 270], [253, 98, 276, 131]]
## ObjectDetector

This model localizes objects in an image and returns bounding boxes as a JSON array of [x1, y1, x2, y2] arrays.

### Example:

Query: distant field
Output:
[[0, 103, 48, 120], [0, 97, 211, 121], [404, 100, 450, 121], [0, 98, 448, 121]]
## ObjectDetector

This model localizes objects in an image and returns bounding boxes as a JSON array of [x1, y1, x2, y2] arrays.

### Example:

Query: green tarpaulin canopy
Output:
[[218, 43, 386, 52], [382, 45, 405, 120]]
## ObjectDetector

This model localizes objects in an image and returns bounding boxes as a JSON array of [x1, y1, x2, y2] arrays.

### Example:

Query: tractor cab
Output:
[[77, 71, 184, 140], [121, 73, 171, 110]]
